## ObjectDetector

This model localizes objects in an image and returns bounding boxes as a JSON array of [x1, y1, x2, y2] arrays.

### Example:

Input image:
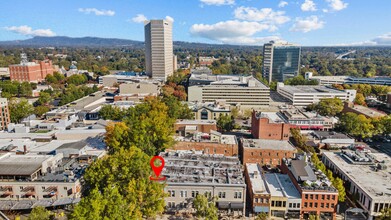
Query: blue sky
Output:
[[0, 0, 390, 46]]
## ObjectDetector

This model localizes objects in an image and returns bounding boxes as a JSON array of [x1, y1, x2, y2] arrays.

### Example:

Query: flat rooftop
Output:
[[276, 174, 301, 199], [264, 173, 284, 197], [175, 119, 216, 125], [255, 112, 285, 123], [323, 152, 391, 200], [347, 104, 386, 118], [0, 153, 50, 176], [161, 151, 245, 186], [280, 85, 346, 94], [264, 173, 300, 199], [246, 163, 268, 195], [242, 139, 296, 151]]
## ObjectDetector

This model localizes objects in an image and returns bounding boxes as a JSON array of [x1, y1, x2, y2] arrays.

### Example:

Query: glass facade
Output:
[[271, 46, 301, 82]]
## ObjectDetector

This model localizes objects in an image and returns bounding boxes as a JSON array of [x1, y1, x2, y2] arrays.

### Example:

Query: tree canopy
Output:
[[9, 98, 34, 123], [312, 98, 344, 117], [193, 194, 218, 220], [217, 114, 235, 132]]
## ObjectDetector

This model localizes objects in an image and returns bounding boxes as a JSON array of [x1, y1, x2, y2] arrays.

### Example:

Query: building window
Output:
[[309, 202, 313, 208], [42, 187, 45, 190], [314, 203, 318, 208], [64, 187, 67, 190], [374, 203, 379, 212], [322, 195, 325, 200], [321, 203, 324, 208], [191, 191, 199, 198], [327, 195, 330, 200], [315, 195, 318, 200], [168, 190, 175, 197], [305, 194, 308, 199], [289, 203, 293, 208], [271, 201, 275, 207], [326, 203, 329, 208], [180, 191, 187, 198], [310, 194, 313, 199], [234, 192, 242, 199], [331, 203, 335, 208], [332, 195, 336, 200], [260, 152, 262, 156], [218, 192, 226, 198], [304, 202, 308, 208]]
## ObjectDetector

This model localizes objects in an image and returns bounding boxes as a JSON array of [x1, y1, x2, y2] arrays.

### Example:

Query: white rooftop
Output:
[[241, 139, 296, 151], [264, 173, 285, 197], [323, 152, 391, 201], [246, 163, 268, 195]]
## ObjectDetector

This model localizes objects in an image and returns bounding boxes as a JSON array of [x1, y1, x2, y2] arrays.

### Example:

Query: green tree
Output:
[[333, 177, 346, 202], [193, 194, 218, 220], [37, 92, 52, 105], [231, 107, 240, 119], [34, 105, 50, 118], [71, 147, 166, 219], [162, 95, 193, 120], [99, 105, 124, 120], [313, 98, 344, 117], [354, 93, 367, 106], [28, 206, 52, 220], [217, 114, 235, 132], [9, 98, 34, 123], [379, 207, 391, 220], [45, 74, 58, 84], [290, 128, 314, 153], [256, 212, 269, 220], [309, 214, 320, 220], [338, 113, 375, 138]]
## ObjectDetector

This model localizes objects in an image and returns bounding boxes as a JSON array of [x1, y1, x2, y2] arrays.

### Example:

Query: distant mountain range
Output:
[[0, 36, 143, 47], [0, 36, 261, 49]]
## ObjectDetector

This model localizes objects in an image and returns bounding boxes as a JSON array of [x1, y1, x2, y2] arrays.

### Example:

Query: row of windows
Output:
[[374, 203, 391, 213], [303, 202, 335, 209], [167, 190, 242, 199], [254, 198, 269, 203], [250, 152, 289, 157], [305, 194, 336, 200], [288, 203, 301, 208]]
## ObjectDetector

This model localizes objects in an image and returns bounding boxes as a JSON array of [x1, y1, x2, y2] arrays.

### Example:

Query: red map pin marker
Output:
[[150, 156, 166, 181]]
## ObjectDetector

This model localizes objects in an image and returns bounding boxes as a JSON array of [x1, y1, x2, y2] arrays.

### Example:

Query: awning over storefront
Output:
[[254, 206, 269, 213], [230, 202, 244, 209], [218, 202, 230, 209]]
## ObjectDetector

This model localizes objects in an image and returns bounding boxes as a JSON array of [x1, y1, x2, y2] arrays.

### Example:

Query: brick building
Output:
[[251, 111, 291, 140], [0, 98, 10, 131], [281, 156, 338, 219], [240, 139, 297, 166], [174, 120, 217, 135], [9, 55, 54, 82], [172, 130, 238, 156], [245, 163, 271, 214]]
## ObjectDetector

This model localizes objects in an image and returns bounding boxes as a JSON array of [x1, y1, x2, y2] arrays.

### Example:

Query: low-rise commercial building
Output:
[[279, 107, 338, 131], [172, 131, 238, 156], [322, 151, 391, 220], [189, 101, 231, 120], [245, 163, 271, 215], [0, 153, 82, 210], [174, 119, 217, 134], [240, 139, 297, 166], [188, 75, 270, 109], [311, 131, 355, 148], [251, 111, 291, 140], [0, 98, 10, 131], [305, 72, 391, 86], [244, 164, 301, 219], [161, 151, 246, 216], [277, 83, 356, 106], [342, 102, 387, 118], [98, 72, 154, 87], [281, 155, 338, 219]]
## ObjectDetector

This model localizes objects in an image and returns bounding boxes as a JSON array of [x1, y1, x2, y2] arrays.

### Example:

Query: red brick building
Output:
[[172, 141, 238, 156], [0, 98, 10, 131], [9, 60, 54, 82], [280, 158, 338, 219], [251, 111, 291, 140], [240, 138, 297, 166]]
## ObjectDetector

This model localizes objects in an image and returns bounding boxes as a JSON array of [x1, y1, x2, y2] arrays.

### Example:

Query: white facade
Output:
[[144, 19, 173, 80], [277, 83, 356, 106], [188, 76, 270, 109], [305, 72, 391, 86]]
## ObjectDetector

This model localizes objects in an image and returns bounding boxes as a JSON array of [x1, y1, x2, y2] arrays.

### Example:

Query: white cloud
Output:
[[200, 0, 235, 6], [190, 20, 282, 45], [326, 0, 348, 11], [78, 8, 115, 16], [278, 1, 288, 8], [234, 7, 290, 25], [165, 16, 174, 23], [290, 16, 325, 33], [373, 33, 391, 45], [301, 0, 317, 11], [5, 25, 56, 37], [131, 14, 147, 23]]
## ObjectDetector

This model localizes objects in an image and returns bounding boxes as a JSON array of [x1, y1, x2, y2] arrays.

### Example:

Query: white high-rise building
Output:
[[144, 19, 173, 80]]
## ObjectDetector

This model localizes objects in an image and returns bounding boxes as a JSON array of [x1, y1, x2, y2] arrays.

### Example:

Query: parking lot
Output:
[[366, 141, 391, 157]]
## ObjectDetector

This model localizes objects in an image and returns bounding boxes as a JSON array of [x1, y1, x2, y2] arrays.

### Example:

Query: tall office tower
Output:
[[262, 41, 301, 83], [144, 19, 173, 80]]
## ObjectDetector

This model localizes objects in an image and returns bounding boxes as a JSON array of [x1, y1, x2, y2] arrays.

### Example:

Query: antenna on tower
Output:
[[20, 53, 28, 65]]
